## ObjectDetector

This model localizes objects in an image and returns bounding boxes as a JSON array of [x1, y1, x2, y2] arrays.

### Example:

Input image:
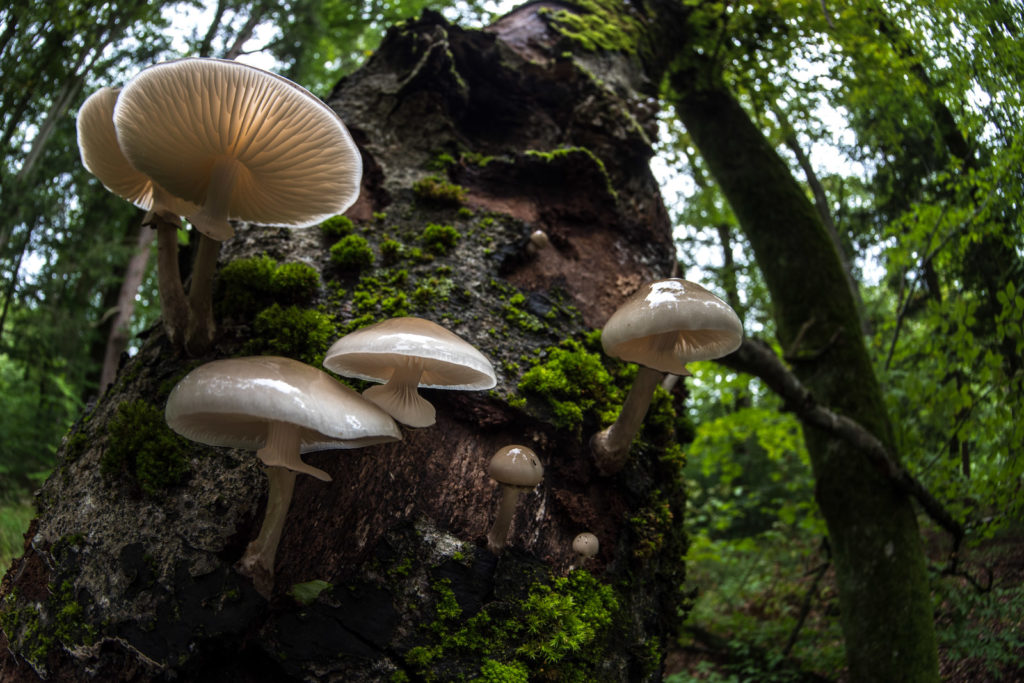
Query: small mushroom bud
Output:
[[486, 445, 544, 554], [526, 229, 551, 256], [572, 532, 599, 560]]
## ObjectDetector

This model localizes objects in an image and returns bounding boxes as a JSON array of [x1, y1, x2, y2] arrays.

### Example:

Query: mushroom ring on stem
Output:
[[165, 356, 400, 597], [323, 316, 497, 428], [114, 58, 363, 352], [76, 86, 199, 345], [592, 278, 742, 475], [486, 445, 544, 554]]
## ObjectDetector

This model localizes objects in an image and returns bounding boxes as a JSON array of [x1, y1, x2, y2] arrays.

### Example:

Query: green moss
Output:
[[457, 207, 474, 219], [538, 0, 644, 55], [462, 152, 498, 167], [380, 238, 403, 265], [64, 430, 90, 463], [413, 175, 467, 206], [101, 399, 189, 497], [321, 214, 355, 239], [1, 579, 99, 669], [420, 223, 460, 255], [427, 152, 457, 171], [51, 580, 96, 647], [218, 255, 322, 317], [330, 234, 375, 271], [247, 304, 337, 366], [216, 254, 278, 316], [0, 590, 53, 667], [406, 569, 620, 682], [472, 659, 529, 683], [524, 147, 617, 200], [517, 334, 621, 432], [289, 579, 332, 606]]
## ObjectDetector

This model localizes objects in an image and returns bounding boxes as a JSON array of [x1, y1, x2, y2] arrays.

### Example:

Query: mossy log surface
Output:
[[1, 5, 690, 681]]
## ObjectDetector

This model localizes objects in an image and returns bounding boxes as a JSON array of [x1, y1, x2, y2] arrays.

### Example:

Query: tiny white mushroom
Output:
[[526, 229, 551, 256], [323, 317, 497, 428], [165, 356, 400, 597], [486, 445, 544, 554], [591, 278, 742, 475], [572, 532, 599, 560]]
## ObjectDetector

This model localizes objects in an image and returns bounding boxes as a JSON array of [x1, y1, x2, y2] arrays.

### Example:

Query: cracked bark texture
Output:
[[0, 5, 690, 681]]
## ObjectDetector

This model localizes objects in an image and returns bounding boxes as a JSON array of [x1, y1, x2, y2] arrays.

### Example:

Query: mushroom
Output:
[[113, 58, 363, 353], [165, 355, 400, 597], [485, 444, 544, 554], [591, 278, 742, 475], [323, 317, 497, 428], [76, 86, 200, 345], [572, 532, 599, 561], [526, 229, 551, 256]]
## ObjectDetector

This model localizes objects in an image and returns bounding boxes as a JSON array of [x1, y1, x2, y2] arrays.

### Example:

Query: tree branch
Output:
[[719, 338, 965, 543]]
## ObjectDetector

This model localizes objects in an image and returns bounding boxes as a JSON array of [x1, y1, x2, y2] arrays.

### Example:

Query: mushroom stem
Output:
[[236, 465, 297, 599], [362, 360, 434, 427], [150, 211, 189, 346], [256, 420, 332, 482], [184, 232, 221, 355], [190, 156, 240, 241], [591, 364, 665, 475], [486, 485, 525, 554]]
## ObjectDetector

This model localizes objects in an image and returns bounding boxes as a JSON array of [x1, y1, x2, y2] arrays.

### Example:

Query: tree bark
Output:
[[0, 5, 689, 681], [671, 77, 939, 681]]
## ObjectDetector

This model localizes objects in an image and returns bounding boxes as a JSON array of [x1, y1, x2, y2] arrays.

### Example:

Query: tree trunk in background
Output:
[[671, 78, 940, 681], [0, 5, 689, 681], [98, 223, 154, 393]]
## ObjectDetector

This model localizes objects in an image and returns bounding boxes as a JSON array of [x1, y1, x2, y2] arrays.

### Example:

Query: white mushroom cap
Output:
[[324, 317, 496, 389], [77, 86, 199, 218], [113, 58, 362, 241], [600, 278, 742, 375], [487, 445, 544, 489], [572, 532, 599, 559], [165, 355, 400, 455], [323, 317, 497, 427]]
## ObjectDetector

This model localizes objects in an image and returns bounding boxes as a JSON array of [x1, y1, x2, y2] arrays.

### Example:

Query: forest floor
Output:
[[663, 525, 1024, 682]]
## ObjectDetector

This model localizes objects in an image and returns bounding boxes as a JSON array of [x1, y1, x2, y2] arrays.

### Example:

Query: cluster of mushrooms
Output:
[[78, 57, 743, 598]]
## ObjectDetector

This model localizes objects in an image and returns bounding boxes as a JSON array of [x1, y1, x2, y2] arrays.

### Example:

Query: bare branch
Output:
[[719, 338, 965, 542]]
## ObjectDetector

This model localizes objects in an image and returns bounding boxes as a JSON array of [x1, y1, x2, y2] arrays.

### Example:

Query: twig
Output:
[[720, 338, 965, 543], [782, 538, 831, 656]]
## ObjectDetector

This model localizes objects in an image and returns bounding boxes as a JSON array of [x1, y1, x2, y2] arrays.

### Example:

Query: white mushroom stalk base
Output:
[[235, 466, 297, 599], [590, 364, 665, 475], [486, 486, 526, 554], [255, 420, 332, 482], [363, 361, 435, 427], [190, 157, 240, 241]]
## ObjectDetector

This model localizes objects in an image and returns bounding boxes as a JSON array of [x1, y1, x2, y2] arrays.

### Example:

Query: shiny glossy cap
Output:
[[165, 356, 400, 452], [323, 317, 496, 390], [600, 278, 742, 374], [77, 86, 199, 217], [487, 445, 544, 488], [114, 58, 362, 239]]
